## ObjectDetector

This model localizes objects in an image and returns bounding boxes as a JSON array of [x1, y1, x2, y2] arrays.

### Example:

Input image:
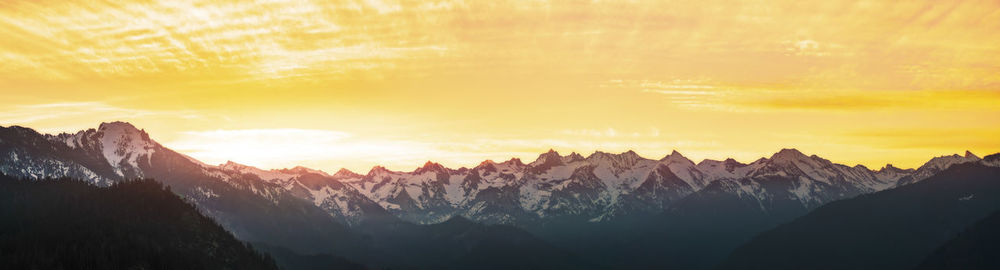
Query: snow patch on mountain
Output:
[[895, 151, 981, 186], [96, 122, 157, 177], [982, 153, 1000, 167], [219, 160, 295, 183]]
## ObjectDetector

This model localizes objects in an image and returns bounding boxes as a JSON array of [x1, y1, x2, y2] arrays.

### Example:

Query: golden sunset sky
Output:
[[2, 0, 999, 172]]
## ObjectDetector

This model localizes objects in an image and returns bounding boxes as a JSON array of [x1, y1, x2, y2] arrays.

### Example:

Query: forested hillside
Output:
[[0, 175, 278, 270]]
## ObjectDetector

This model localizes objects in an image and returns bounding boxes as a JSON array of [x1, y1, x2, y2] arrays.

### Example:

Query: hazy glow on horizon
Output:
[[2, 0, 999, 172]]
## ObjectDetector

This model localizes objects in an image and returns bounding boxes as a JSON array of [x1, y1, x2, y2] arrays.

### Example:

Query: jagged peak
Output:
[[96, 121, 153, 141], [367, 165, 392, 176], [931, 152, 980, 161], [661, 149, 682, 159], [538, 149, 561, 159], [878, 163, 912, 173], [97, 121, 148, 138], [99, 121, 138, 130], [703, 158, 749, 170], [415, 161, 447, 174], [919, 152, 982, 171], [769, 148, 809, 162], [532, 149, 563, 165], [564, 152, 586, 162], [660, 149, 692, 164], [584, 149, 645, 162], [502, 157, 525, 167], [982, 153, 1000, 167], [473, 160, 502, 173], [333, 168, 361, 178], [585, 150, 612, 160], [421, 160, 442, 168]]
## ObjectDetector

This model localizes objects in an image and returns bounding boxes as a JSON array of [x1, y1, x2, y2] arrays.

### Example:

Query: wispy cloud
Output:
[[3, 0, 999, 89], [843, 128, 1000, 150], [560, 127, 662, 138], [607, 77, 1000, 112], [0, 0, 448, 81]]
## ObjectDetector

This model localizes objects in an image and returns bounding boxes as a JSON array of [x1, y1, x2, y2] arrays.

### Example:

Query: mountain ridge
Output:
[[1, 121, 986, 227], [2, 121, 996, 270]]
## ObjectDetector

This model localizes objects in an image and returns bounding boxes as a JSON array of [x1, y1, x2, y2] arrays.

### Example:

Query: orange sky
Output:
[[2, 0, 999, 172]]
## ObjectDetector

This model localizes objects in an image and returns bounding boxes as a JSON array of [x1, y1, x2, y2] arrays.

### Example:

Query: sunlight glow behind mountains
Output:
[[1, 0, 999, 172]]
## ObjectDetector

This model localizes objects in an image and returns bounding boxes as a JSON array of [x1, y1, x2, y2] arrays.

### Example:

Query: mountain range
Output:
[[1, 121, 994, 269]]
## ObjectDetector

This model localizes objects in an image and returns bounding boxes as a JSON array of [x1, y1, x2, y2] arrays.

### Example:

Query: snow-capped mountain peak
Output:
[[532, 149, 563, 165], [894, 152, 982, 186], [414, 161, 448, 174], [366, 165, 393, 177], [501, 158, 525, 167], [920, 153, 981, 171], [91, 121, 158, 177], [656, 150, 706, 188], [660, 150, 692, 164], [564, 152, 586, 163], [768, 148, 810, 163], [332, 168, 362, 178], [529, 149, 566, 173], [695, 158, 750, 182], [982, 153, 1000, 167]]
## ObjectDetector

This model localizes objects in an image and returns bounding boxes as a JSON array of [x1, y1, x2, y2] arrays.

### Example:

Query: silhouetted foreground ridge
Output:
[[0, 174, 278, 270]]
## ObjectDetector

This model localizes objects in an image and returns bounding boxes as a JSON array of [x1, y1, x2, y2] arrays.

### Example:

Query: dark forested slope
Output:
[[0, 174, 278, 270], [916, 209, 1000, 270]]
